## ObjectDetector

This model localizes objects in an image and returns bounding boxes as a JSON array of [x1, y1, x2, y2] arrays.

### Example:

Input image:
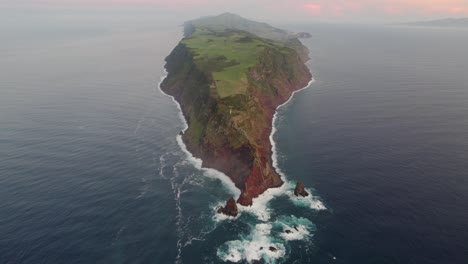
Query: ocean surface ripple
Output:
[[1, 22, 467, 264]]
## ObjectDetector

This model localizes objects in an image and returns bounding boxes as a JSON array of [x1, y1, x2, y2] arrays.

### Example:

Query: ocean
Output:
[[1, 20, 467, 264]]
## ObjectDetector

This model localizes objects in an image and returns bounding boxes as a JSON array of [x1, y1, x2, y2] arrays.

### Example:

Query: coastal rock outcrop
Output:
[[295, 32, 312, 38], [217, 197, 238, 217], [294, 181, 309, 197]]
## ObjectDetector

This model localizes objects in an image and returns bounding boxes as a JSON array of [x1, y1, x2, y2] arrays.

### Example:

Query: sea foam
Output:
[[286, 188, 327, 210], [216, 216, 316, 263], [270, 78, 315, 181], [217, 223, 286, 263], [274, 215, 315, 241]]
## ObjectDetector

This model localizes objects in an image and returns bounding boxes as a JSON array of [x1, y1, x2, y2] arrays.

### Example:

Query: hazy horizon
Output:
[[2, 0, 468, 25]]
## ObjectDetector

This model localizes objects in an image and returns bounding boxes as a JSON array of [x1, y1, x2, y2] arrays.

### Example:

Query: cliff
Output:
[[160, 13, 312, 206]]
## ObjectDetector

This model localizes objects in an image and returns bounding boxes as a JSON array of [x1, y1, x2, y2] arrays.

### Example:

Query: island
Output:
[[400, 17, 468, 28], [161, 13, 312, 207]]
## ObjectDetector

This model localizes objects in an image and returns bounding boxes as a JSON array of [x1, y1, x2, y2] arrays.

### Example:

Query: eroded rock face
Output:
[[294, 182, 309, 197], [217, 197, 238, 217]]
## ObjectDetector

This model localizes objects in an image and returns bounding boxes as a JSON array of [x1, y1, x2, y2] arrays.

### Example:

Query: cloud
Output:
[[305, 4, 322, 11], [4, 0, 468, 22]]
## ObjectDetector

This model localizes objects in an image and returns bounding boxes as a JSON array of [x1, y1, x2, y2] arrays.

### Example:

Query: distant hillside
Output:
[[184, 12, 293, 41], [183, 12, 309, 61], [402, 18, 468, 28]]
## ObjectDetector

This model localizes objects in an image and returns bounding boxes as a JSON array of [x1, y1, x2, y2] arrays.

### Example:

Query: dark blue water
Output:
[[1, 21, 467, 264], [280, 25, 468, 264], [0, 24, 185, 263]]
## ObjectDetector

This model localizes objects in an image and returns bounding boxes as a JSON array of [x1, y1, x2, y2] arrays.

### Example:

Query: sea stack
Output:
[[294, 181, 309, 197], [217, 197, 238, 217]]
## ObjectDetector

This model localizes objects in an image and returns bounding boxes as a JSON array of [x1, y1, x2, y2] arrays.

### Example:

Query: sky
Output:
[[2, 0, 468, 23]]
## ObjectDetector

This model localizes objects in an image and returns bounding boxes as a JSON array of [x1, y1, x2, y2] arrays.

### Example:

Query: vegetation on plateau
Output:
[[182, 28, 293, 98]]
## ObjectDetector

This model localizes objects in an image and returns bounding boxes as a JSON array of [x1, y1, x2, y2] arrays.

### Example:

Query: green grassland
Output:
[[181, 28, 282, 98]]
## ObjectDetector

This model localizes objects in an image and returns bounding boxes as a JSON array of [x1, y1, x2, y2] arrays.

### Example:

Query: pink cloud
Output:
[[449, 6, 465, 13], [304, 3, 321, 11], [348, 2, 363, 10], [330, 4, 344, 15]]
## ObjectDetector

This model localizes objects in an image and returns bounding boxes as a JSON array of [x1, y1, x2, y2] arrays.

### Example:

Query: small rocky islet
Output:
[[216, 197, 238, 217], [294, 181, 310, 197]]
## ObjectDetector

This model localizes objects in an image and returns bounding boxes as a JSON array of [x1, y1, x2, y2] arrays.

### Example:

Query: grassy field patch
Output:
[[182, 29, 272, 98]]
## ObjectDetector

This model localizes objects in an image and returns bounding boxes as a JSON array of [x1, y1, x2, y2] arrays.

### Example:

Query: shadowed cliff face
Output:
[[237, 47, 312, 205], [160, 17, 311, 206]]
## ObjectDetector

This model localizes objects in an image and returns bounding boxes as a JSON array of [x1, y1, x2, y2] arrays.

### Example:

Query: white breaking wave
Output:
[[216, 215, 316, 263], [270, 78, 316, 180], [237, 183, 287, 221], [274, 215, 315, 241], [286, 187, 327, 211], [217, 223, 286, 263], [175, 135, 240, 197]]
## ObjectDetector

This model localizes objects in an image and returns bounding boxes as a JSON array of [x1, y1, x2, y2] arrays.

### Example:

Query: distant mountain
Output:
[[183, 12, 310, 58], [402, 18, 468, 28], [184, 12, 292, 41]]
